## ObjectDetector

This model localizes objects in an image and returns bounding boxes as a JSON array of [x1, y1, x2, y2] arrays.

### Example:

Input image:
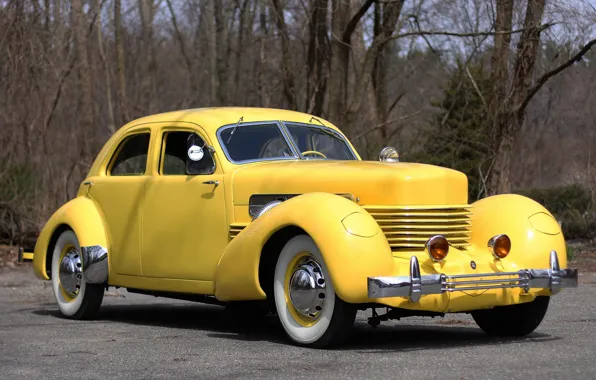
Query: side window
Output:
[[110, 133, 150, 176], [162, 132, 189, 175], [161, 131, 215, 175]]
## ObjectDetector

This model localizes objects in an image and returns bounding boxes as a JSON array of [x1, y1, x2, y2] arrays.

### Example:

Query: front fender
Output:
[[33, 196, 109, 280], [469, 194, 567, 271], [214, 193, 393, 303]]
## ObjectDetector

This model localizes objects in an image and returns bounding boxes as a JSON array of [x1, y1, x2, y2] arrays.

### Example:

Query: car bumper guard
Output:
[[368, 250, 578, 302], [17, 247, 34, 262]]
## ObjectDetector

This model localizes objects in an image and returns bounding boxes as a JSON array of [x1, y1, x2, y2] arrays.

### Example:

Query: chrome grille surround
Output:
[[363, 204, 472, 252]]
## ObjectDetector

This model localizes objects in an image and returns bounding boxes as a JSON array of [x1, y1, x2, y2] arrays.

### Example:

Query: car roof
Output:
[[123, 107, 341, 133]]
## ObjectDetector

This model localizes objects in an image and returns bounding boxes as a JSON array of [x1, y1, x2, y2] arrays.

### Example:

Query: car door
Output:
[[87, 130, 152, 276], [141, 126, 228, 281]]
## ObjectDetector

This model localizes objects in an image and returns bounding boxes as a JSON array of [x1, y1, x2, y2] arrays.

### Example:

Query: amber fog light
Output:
[[488, 234, 511, 259], [425, 235, 449, 262]]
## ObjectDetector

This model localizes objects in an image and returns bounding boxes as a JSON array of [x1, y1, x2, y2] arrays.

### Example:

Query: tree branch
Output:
[[342, 0, 375, 43], [352, 109, 423, 140], [385, 23, 555, 43], [518, 38, 596, 114]]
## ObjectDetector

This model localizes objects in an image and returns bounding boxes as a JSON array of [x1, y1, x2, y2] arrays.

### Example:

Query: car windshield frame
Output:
[[216, 121, 358, 164]]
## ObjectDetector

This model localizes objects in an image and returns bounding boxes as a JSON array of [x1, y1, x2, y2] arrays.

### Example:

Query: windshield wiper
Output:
[[309, 116, 324, 126], [226, 116, 244, 144], [308, 125, 340, 140]]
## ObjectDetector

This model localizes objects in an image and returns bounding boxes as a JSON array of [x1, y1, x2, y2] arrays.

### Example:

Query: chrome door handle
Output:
[[83, 181, 93, 187], [202, 180, 219, 186]]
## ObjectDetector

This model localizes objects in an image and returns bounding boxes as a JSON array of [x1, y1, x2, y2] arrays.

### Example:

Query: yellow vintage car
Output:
[[23, 107, 578, 347]]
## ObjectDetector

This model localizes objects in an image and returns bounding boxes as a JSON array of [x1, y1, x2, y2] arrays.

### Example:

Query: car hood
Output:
[[231, 160, 468, 206]]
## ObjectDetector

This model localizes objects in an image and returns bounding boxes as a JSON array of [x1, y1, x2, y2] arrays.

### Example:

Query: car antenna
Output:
[[226, 116, 243, 144], [309, 116, 324, 126]]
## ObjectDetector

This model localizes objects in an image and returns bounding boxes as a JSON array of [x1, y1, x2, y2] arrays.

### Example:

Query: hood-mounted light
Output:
[[379, 146, 400, 162]]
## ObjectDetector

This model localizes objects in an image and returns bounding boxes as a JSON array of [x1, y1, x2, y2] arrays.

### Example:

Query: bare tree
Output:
[[71, 0, 94, 159], [306, 0, 329, 115], [114, 0, 129, 123], [487, 0, 596, 194]]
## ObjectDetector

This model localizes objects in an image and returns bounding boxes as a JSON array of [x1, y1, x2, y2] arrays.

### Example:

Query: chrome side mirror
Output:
[[186, 133, 216, 175], [379, 146, 399, 162]]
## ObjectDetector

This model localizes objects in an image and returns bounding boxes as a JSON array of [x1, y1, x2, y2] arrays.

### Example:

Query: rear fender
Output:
[[33, 196, 109, 282], [214, 192, 394, 303]]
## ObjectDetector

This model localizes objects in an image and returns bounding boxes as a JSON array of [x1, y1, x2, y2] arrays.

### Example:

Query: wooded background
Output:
[[1, 0, 596, 244]]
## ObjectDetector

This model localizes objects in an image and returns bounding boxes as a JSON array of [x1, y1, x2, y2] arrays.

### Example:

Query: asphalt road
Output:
[[1, 266, 595, 380]]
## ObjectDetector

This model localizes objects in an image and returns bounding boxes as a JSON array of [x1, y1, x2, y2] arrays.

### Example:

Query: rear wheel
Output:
[[51, 230, 104, 319], [472, 296, 550, 337], [273, 235, 356, 348]]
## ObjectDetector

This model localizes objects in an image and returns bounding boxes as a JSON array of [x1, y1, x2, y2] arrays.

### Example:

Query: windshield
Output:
[[217, 122, 356, 164], [285, 123, 356, 160], [218, 123, 295, 163]]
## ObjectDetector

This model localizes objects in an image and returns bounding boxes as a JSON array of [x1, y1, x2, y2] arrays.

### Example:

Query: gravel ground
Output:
[[1, 266, 596, 380]]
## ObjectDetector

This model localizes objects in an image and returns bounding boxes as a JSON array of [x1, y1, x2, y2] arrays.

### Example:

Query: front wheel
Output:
[[273, 235, 356, 348], [471, 296, 550, 337], [51, 230, 104, 319]]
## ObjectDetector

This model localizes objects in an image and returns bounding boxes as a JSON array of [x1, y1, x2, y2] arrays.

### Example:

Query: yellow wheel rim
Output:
[[284, 252, 325, 327]]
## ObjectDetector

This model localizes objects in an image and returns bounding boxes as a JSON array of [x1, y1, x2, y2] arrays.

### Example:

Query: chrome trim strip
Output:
[[81, 245, 108, 284], [252, 200, 283, 220], [277, 121, 303, 159], [216, 121, 300, 164], [368, 250, 578, 301]]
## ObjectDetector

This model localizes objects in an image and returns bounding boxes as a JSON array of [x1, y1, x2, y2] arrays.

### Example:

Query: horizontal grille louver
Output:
[[229, 224, 247, 240], [364, 205, 472, 252]]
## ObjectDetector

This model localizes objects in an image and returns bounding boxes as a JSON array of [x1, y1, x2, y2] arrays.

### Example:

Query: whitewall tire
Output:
[[51, 230, 104, 319], [273, 235, 356, 347]]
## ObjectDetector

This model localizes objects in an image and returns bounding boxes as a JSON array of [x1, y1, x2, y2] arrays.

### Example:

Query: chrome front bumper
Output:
[[368, 250, 578, 302]]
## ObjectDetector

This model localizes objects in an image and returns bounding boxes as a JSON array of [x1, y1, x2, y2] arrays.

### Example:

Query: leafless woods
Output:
[[1, 0, 595, 243]]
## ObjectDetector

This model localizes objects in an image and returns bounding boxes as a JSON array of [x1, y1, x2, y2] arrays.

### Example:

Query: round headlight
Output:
[[379, 146, 400, 162], [425, 235, 449, 262], [488, 234, 511, 259]]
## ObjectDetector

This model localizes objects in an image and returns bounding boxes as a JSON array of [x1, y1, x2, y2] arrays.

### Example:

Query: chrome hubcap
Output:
[[59, 249, 83, 297], [288, 258, 326, 319]]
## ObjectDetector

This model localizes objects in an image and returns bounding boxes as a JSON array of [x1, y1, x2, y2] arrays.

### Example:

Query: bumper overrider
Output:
[[368, 250, 578, 302]]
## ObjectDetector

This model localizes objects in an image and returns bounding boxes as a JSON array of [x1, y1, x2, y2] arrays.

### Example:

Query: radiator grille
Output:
[[229, 223, 247, 241], [363, 205, 472, 252]]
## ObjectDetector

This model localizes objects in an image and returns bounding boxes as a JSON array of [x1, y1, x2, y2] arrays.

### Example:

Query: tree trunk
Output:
[[257, 1, 271, 106], [271, 0, 297, 110], [204, 0, 218, 106], [166, 0, 198, 103], [488, 0, 547, 195], [347, 0, 403, 118], [138, 0, 157, 113], [71, 0, 93, 159], [233, 0, 250, 105], [488, 0, 513, 145], [213, 0, 227, 105], [95, 0, 115, 134], [114, 0, 129, 123], [306, 0, 329, 116], [371, 1, 388, 135], [328, 0, 351, 126]]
